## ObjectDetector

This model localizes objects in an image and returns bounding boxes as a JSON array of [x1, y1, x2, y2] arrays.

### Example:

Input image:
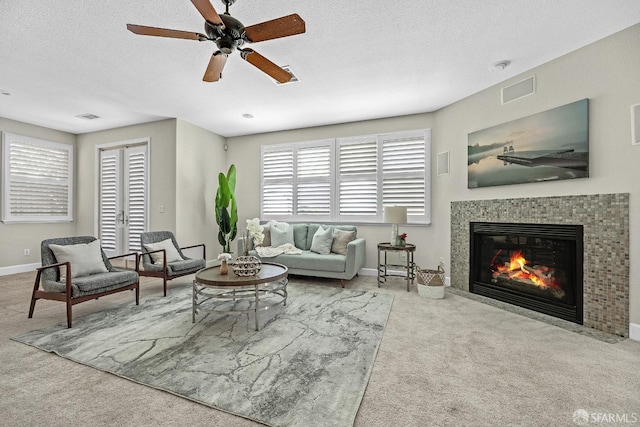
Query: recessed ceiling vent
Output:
[[502, 75, 536, 105], [75, 113, 101, 120], [274, 65, 299, 85]]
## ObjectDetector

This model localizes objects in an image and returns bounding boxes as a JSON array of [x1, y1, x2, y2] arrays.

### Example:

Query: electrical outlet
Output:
[[23, 249, 30, 256]]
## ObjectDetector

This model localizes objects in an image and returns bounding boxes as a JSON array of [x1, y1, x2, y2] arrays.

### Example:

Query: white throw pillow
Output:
[[49, 239, 109, 279], [270, 226, 295, 247], [144, 238, 184, 264], [310, 226, 333, 255]]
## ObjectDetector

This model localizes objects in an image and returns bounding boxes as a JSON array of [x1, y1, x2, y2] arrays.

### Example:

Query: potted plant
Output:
[[215, 164, 237, 253]]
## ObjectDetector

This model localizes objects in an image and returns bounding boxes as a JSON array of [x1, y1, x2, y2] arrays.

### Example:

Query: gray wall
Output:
[[1, 24, 638, 327], [76, 119, 179, 236], [0, 117, 77, 269], [176, 119, 227, 257], [227, 113, 436, 268], [227, 24, 640, 325]]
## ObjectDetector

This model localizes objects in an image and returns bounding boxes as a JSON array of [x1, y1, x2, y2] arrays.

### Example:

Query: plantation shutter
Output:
[[261, 147, 294, 218], [1, 132, 73, 223], [125, 145, 147, 252], [381, 132, 427, 218], [99, 144, 148, 256], [337, 138, 378, 218], [99, 148, 121, 253], [296, 143, 332, 219]]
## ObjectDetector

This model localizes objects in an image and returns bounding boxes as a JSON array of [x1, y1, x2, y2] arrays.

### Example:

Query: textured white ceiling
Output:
[[1, 1, 640, 137]]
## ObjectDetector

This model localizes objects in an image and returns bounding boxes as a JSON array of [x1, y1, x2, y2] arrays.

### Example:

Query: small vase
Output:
[[220, 259, 228, 275]]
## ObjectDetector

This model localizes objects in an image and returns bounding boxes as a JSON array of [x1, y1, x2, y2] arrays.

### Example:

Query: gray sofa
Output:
[[238, 223, 366, 285]]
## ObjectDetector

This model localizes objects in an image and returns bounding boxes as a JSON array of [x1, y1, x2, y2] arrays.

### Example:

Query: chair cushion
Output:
[[49, 239, 108, 278], [269, 251, 346, 273], [70, 270, 139, 294], [167, 258, 205, 275], [144, 238, 183, 263]]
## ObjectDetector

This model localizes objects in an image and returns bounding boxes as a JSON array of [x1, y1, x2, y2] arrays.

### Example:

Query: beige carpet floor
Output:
[[1, 271, 639, 427]]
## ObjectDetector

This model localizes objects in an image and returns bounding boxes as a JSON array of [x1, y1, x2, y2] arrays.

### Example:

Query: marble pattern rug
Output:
[[13, 282, 394, 427]]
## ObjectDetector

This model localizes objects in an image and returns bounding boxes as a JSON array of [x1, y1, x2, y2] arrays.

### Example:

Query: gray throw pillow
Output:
[[270, 226, 295, 247], [49, 239, 109, 279], [331, 229, 356, 255], [310, 226, 333, 255]]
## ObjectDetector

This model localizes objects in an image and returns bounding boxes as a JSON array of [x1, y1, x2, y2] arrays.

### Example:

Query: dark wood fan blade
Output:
[[191, 0, 225, 27], [244, 14, 306, 43], [127, 24, 206, 40], [203, 52, 228, 82], [240, 49, 292, 83]]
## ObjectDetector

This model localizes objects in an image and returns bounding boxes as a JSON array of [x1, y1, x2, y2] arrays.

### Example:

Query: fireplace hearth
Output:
[[470, 222, 583, 324]]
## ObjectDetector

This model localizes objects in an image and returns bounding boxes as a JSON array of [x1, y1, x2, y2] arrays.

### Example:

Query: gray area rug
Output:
[[12, 282, 393, 427]]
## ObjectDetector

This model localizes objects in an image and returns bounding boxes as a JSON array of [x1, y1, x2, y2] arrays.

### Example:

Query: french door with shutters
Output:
[[99, 144, 148, 258]]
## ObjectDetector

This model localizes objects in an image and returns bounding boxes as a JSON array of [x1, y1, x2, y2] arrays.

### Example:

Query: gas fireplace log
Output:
[[521, 265, 551, 282]]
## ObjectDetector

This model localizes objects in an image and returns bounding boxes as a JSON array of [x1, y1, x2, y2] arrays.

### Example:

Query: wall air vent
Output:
[[502, 75, 536, 105], [274, 65, 300, 85], [75, 113, 100, 120]]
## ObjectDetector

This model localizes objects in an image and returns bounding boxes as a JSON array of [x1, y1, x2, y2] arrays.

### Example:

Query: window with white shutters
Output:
[[125, 146, 147, 252], [261, 141, 333, 221], [261, 147, 294, 217], [337, 137, 378, 218], [297, 143, 332, 219], [381, 132, 427, 218], [260, 129, 430, 224], [1, 132, 73, 223]]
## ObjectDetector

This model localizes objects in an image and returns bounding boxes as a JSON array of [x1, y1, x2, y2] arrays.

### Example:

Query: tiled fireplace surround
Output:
[[451, 193, 629, 337]]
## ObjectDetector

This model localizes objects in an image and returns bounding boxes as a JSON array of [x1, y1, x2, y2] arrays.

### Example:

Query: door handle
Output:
[[116, 210, 127, 225]]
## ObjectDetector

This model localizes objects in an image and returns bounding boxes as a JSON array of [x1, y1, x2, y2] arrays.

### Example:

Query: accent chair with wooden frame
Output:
[[139, 231, 206, 296], [29, 236, 140, 328]]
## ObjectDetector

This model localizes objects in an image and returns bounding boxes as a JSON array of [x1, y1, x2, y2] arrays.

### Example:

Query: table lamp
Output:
[[383, 206, 407, 246]]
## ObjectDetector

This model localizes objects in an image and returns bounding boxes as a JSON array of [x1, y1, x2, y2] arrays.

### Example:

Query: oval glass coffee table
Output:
[[192, 262, 288, 331]]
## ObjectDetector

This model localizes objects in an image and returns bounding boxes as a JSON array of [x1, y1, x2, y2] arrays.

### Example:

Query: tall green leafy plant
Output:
[[215, 164, 238, 253]]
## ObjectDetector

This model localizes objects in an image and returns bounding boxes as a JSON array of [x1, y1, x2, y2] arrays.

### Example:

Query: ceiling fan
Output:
[[127, 0, 305, 83]]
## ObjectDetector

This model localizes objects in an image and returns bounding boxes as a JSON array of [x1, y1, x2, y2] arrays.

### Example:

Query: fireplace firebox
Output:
[[470, 222, 583, 324]]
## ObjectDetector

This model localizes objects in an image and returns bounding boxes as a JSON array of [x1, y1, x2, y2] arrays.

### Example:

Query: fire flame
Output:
[[494, 250, 558, 289]]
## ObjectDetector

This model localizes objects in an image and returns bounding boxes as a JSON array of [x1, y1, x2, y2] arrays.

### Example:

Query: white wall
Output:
[[0, 118, 77, 271]]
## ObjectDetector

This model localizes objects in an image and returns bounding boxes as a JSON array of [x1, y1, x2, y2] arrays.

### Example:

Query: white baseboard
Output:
[[630, 323, 640, 342], [359, 268, 377, 276], [0, 262, 40, 277]]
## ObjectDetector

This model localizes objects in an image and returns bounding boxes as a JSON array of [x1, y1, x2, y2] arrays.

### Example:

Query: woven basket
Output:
[[417, 262, 445, 298]]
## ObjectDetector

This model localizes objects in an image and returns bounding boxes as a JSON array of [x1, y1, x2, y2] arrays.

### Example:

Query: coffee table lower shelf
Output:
[[192, 263, 288, 331]]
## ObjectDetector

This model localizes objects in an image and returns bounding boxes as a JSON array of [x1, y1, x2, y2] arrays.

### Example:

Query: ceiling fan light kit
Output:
[[127, 0, 305, 83]]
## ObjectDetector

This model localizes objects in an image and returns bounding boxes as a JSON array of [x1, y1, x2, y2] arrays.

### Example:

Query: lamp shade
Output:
[[383, 206, 407, 224]]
